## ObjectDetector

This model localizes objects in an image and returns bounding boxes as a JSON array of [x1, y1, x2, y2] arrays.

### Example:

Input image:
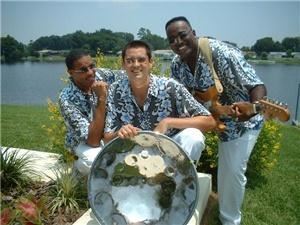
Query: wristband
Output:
[[252, 101, 260, 115]]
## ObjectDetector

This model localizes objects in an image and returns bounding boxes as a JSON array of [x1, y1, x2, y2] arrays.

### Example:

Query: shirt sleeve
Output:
[[171, 79, 211, 117], [59, 96, 90, 142], [212, 40, 264, 91]]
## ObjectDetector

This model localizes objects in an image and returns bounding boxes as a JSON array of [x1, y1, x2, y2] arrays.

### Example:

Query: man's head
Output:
[[65, 49, 96, 92], [122, 40, 153, 85], [165, 16, 198, 62]]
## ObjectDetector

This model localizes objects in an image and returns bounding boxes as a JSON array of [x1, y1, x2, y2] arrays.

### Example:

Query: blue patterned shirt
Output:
[[59, 68, 125, 150], [104, 74, 210, 137], [170, 38, 264, 141]]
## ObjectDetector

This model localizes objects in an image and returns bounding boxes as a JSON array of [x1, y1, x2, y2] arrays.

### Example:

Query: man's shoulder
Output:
[[95, 68, 126, 84], [152, 75, 182, 89]]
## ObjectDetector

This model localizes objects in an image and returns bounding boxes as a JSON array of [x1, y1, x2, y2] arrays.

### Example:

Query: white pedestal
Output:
[[73, 173, 212, 225]]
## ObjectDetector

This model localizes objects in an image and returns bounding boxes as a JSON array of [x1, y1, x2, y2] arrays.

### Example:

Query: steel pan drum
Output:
[[88, 131, 199, 225]]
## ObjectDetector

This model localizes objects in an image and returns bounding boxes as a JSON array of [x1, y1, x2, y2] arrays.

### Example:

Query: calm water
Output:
[[1, 61, 300, 122]]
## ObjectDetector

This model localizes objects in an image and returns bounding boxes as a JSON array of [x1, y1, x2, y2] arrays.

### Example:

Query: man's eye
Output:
[[180, 32, 188, 39], [126, 59, 133, 64]]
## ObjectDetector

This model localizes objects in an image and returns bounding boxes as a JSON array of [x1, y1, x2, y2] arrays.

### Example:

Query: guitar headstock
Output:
[[257, 97, 290, 122]]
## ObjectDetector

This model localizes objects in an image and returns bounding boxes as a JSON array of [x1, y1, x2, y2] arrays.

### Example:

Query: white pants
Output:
[[172, 128, 206, 162], [218, 129, 261, 225], [74, 142, 103, 176]]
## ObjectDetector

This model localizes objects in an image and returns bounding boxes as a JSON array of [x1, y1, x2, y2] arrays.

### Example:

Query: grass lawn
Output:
[[1, 104, 52, 151], [1, 104, 300, 224]]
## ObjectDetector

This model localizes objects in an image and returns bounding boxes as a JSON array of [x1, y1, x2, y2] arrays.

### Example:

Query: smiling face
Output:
[[166, 20, 198, 62], [68, 55, 96, 93], [122, 47, 153, 87]]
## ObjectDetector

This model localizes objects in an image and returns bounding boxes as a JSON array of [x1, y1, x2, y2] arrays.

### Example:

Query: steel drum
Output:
[[88, 131, 199, 225]]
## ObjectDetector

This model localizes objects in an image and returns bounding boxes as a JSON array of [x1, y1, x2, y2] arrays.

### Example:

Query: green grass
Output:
[[1, 104, 300, 224], [207, 125, 300, 225], [1, 104, 53, 151], [242, 125, 300, 225]]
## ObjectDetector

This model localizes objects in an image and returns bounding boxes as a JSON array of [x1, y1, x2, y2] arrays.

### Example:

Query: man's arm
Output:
[[154, 115, 216, 134], [232, 84, 267, 121], [86, 81, 108, 147], [104, 124, 141, 143]]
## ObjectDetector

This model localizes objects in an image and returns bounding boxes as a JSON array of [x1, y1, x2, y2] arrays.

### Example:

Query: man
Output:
[[104, 40, 216, 162], [59, 49, 124, 176], [165, 16, 267, 225]]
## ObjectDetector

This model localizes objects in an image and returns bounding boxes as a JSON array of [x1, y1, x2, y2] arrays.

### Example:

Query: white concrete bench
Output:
[[73, 173, 212, 225]]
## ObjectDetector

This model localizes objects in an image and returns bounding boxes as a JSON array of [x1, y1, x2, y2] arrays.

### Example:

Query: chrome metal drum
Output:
[[88, 131, 199, 225]]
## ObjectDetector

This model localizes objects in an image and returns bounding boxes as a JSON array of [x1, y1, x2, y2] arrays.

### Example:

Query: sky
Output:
[[1, 0, 300, 48]]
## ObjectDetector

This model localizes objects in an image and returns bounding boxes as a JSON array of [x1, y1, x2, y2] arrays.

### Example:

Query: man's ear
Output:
[[149, 58, 153, 68], [192, 29, 196, 36], [67, 69, 72, 76]]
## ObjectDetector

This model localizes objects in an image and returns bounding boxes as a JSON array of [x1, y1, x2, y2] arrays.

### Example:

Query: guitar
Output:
[[193, 86, 290, 132]]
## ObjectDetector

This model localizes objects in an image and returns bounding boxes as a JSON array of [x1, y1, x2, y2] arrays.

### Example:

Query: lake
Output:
[[1, 61, 300, 123]]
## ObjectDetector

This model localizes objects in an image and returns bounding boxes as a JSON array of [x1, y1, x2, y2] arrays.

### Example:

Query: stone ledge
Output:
[[73, 173, 212, 225]]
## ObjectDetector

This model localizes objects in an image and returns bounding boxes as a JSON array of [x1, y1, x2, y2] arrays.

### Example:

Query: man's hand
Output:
[[117, 124, 140, 139], [91, 81, 108, 99], [153, 118, 170, 134], [232, 102, 255, 122]]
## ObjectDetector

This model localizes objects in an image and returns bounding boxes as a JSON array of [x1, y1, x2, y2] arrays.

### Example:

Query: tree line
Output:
[[1, 27, 299, 63]]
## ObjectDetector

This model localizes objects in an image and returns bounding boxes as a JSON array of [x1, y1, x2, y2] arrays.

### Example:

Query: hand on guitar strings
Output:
[[231, 101, 256, 122]]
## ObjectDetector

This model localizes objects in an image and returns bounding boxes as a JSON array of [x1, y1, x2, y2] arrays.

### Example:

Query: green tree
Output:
[[282, 37, 300, 52], [137, 27, 168, 50], [1, 35, 25, 62], [252, 37, 275, 55]]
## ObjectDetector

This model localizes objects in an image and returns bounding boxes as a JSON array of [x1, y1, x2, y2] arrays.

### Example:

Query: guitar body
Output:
[[193, 86, 228, 131]]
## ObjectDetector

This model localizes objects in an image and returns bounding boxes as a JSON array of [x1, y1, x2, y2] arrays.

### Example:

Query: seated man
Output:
[[59, 49, 124, 176], [104, 40, 216, 162]]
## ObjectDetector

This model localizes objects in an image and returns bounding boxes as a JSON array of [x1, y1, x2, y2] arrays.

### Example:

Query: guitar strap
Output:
[[198, 37, 223, 94]]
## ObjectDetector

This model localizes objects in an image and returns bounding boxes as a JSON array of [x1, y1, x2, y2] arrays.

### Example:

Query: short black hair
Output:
[[65, 49, 90, 70], [121, 40, 152, 61], [165, 16, 192, 31]]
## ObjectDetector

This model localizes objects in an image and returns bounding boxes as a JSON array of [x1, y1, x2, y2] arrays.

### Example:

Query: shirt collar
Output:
[[120, 74, 158, 98]]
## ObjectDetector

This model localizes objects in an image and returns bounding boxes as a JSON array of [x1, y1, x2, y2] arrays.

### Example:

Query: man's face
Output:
[[166, 21, 197, 62], [122, 47, 153, 84], [68, 55, 96, 92]]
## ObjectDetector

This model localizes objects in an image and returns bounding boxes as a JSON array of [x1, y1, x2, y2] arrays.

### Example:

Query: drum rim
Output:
[[88, 130, 200, 225]]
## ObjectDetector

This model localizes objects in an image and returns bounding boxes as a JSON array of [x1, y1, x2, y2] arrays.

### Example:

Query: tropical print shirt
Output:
[[104, 74, 210, 137], [170, 38, 264, 142], [59, 68, 125, 151]]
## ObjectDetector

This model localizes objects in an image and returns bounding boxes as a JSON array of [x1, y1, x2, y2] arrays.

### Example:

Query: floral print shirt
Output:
[[170, 38, 264, 142], [59, 68, 126, 151], [104, 74, 210, 137]]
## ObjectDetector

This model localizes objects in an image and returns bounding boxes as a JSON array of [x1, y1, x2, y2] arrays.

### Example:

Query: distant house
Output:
[[268, 52, 287, 59], [292, 52, 300, 59], [37, 49, 69, 57], [152, 50, 175, 60]]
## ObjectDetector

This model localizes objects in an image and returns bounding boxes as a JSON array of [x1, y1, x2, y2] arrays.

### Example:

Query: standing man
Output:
[[59, 49, 124, 176], [165, 16, 267, 225], [104, 40, 216, 162]]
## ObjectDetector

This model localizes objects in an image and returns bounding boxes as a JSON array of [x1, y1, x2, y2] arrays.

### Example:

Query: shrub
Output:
[[1, 147, 36, 192], [48, 167, 88, 215], [197, 120, 283, 183]]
